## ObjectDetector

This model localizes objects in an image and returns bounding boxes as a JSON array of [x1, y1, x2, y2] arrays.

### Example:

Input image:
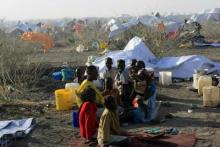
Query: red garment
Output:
[[79, 102, 98, 139], [132, 97, 139, 108]]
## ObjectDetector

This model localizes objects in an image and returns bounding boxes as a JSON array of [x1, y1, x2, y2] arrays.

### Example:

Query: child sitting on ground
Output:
[[97, 95, 126, 146], [79, 87, 98, 144], [134, 69, 158, 122]]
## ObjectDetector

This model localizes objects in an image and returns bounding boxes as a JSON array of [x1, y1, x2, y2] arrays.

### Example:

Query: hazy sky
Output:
[[0, 0, 220, 20]]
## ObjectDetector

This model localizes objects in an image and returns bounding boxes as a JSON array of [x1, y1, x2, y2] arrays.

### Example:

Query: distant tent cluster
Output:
[[9, 21, 52, 36], [107, 16, 182, 39], [105, 8, 220, 39], [190, 8, 220, 23]]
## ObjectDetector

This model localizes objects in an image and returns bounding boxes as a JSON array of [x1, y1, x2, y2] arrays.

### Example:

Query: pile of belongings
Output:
[[0, 118, 36, 146]]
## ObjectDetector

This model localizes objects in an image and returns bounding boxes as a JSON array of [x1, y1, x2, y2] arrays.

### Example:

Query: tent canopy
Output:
[[93, 37, 156, 72]]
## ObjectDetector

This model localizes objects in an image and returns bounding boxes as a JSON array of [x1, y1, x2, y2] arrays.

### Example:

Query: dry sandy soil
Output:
[[1, 46, 220, 147]]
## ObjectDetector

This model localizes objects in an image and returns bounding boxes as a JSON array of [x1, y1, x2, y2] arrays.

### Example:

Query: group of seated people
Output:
[[74, 57, 158, 146]]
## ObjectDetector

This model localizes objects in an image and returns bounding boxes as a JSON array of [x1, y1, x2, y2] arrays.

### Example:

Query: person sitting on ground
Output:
[[79, 87, 98, 144], [146, 71, 158, 122], [100, 57, 117, 86], [102, 77, 122, 106], [97, 95, 126, 147], [114, 59, 130, 106], [76, 65, 104, 107], [135, 69, 158, 122]]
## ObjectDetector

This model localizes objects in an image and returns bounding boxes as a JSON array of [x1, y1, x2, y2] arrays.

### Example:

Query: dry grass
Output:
[[0, 31, 51, 98], [201, 21, 220, 39]]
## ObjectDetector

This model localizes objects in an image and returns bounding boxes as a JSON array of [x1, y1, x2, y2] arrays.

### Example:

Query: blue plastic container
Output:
[[52, 72, 62, 81], [62, 68, 74, 81], [72, 111, 79, 128]]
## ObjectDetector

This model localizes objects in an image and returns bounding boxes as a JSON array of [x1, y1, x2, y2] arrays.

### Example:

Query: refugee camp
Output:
[[1, 0, 220, 146]]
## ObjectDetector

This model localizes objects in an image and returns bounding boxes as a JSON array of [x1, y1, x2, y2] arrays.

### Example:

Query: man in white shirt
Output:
[[100, 57, 117, 83], [115, 59, 131, 106]]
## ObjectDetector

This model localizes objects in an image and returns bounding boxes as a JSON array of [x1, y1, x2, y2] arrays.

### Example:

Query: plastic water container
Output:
[[159, 71, 172, 86], [65, 83, 80, 105], [198, 76, 212, 95], [192, 74, 201, 89], [93, 80, 103, 90], [65, 83, 79, 89], [61, 68, 74, 81], [72, 111, 79, 128], [55, 89, 73, 111], [203, 86, 220, 107], [52, 72, 62, 81]]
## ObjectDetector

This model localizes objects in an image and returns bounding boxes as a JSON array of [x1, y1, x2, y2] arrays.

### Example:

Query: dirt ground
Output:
[[1, 46, 220, 147]]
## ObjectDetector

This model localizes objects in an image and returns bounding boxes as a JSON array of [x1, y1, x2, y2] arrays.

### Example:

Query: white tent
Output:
[[93, 36, 220, 78], [163, 13, 182, 23], [93, 37, 156, 72], [207, 8, 220, 21], [107, 19, 117, 27], [109, 18, 139, 38], [190, 8, 220, 23], [139, 15, 160, 27], [154, 55, 219, 78], [109, 24, 126, 38]]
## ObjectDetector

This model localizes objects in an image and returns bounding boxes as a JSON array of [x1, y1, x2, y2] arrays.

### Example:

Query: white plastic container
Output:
[[65, 83, 80, 104], [198, 76, 212, 95], [159, 71, 172, 86], [203, 86, 220, 107], [192, 74, 201, 89]]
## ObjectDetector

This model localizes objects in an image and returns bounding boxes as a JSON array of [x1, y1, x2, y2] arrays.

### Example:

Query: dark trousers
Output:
[[121, 83, 133, 107]]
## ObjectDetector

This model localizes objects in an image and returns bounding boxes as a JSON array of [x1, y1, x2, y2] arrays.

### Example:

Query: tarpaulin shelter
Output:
[[21, 32, 53, 53], [0, 118, 36, 145], [93, 37, 156, 73]]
